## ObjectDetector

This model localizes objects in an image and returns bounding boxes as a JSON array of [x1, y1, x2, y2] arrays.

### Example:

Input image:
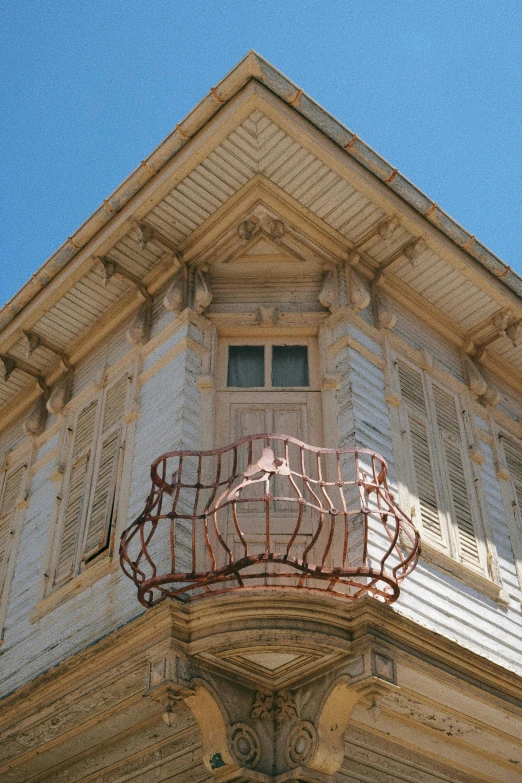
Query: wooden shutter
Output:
[[502, 435, 522, 520], [55, 400, 98, 584], [0, 466, 24, 582], [398, 361, 444, 544], [432, 384, 480, 566], [83, 376, 127, 561]]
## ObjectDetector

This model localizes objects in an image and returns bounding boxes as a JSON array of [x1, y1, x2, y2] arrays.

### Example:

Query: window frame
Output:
[[218, 337, 318, 392], [49, 368, 135, 591]]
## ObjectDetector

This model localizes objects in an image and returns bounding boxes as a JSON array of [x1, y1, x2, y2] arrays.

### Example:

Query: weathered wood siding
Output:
[[0, 313, 204, 696], [334, 320, 522, 675]]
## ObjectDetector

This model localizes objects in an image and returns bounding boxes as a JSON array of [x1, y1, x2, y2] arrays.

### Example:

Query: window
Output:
[[395, 358, 486, 572], [53, 373, 131, 586], [0, 462, 26, 630], [226, 344, 309, 389]]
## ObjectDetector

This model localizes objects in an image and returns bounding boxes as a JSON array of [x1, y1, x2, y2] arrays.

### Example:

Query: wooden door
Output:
[[214, 338, 323, 560]]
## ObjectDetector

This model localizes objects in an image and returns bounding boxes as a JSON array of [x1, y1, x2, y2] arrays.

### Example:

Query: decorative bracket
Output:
[[132, 221, 179, 254], [318, 269, 340, 312], [163, 265, 213, 316], [22, 330, 71, 372], [347, 267, 370, 313], [98, 257, 153, 345]]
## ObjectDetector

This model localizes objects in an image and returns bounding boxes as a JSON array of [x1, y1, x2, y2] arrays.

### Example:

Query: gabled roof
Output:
[[2, 50, 520, 333], [1, 52, 521, 425]]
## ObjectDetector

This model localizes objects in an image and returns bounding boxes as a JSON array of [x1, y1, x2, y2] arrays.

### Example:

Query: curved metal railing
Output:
[[120, 434, 420, 607]]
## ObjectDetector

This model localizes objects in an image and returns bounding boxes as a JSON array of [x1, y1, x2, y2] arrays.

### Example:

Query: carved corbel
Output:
[[46, 371, 73, 414], [462, 353, 488, 397], [348, 267, 370, 313], [374, 291, 396, 330], [126, 300, 152, 345], [300, 679, 359, 776], [135, 223, 154, 250], [185, 685, 261, 779], [319, 269, 339, 313], [163, 269, 185, 313], [22, 330, 40, 358], [378, 217, 400, 246], [506, 320, 522, 347], [0, 355, 15, 382], [24, 389, 50, 436], [193, 268, 213, 314], [403, 237, 427, 265]]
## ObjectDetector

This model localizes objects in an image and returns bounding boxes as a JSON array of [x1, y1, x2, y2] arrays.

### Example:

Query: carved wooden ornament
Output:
[[163, 271, 185, 313]]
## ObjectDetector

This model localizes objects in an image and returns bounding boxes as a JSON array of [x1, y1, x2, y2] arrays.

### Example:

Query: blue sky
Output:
[[1, 1, 521, 305]]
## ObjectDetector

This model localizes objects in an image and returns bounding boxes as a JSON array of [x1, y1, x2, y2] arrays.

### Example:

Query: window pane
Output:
[[272, 346, 309, 387], [227, 346, 265, 387]]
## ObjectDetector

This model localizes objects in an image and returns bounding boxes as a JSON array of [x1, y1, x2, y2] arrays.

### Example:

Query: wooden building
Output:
[[1, 53, 522, 782]]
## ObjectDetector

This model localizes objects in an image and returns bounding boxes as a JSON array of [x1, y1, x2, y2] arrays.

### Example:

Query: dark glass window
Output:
[[272, 346, 309, 387], [227, 346, 265, 387]]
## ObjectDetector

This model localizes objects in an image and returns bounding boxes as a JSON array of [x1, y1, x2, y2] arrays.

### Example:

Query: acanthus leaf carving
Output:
[[250, 689, 297, 723]]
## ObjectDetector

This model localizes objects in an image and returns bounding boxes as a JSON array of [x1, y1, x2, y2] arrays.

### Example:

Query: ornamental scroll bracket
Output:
[[144, 640, 399, 782], [163, 264, 213, 316]]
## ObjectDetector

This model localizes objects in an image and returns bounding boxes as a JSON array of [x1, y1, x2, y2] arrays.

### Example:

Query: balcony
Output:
[[120, 434, 420, 607]]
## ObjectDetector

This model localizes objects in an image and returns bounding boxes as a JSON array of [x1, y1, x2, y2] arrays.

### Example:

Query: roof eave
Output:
[[2, 50, 520, 334]]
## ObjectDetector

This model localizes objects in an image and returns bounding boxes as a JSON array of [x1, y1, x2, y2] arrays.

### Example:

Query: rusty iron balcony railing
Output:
[[120, 434, 420, 607]]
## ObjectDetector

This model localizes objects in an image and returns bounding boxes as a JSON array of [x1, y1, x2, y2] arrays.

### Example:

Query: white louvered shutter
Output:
[[55, 400, 98, 584], [0, 466, 24, 586], [83, 376, 128, 562], [502, 435, 522, 523], [432, 384, 480, 567], [398, 361, 445, 545]]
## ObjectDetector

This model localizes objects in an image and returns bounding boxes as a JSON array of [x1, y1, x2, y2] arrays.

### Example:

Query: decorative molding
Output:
[[285, 721, 318, 767], [250, 689, 297, 723], [251, 690, 275, 721], [378, 692, 476, 737], [229, 722, 262, 769]]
